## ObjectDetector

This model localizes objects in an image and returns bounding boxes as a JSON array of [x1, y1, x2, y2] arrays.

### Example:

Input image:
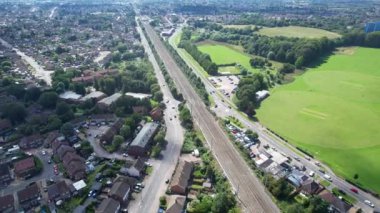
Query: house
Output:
[[0, 194, 14, 213], [300, 179, 323, 195], [19, 134, 44, 150], [72, 180, 87, 193], [62, 152, 86, 180], [170, 160, 193, 195], [52, 139, 69, 154], [17, 183, 40, 210], [56, 144, 76, 160], [13, 157, 36, 178], [44, 131, 60, 148], [0, 119, 12, 137], [100, 118, 124, 144], [0, 164, 12, 186], [150, 107, 163, 121], [109, 181, 130, 205], [287, 170, 309, 187], [95, 198, 120, 213], [120, 158, 145, 177], [48, 180, 71, 202], [97, 93, 122, 110], [166, 196, 186, 213], [128, 122, 159, 157], [318, 189, 352, 213]]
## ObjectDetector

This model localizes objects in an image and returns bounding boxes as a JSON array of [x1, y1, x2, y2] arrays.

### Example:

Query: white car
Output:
[[309, 171, 315, 177], [324, 174, 332, 181], [122, 153, 128, 157], [364, 200, 375, 208], [41, 151, 46, 155]]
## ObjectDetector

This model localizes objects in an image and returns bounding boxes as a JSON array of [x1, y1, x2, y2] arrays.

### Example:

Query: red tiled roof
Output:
[[14, 157, 35, 174]]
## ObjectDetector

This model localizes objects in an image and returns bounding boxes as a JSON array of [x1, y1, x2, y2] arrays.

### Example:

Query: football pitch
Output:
[[256, 47, 380, 193]]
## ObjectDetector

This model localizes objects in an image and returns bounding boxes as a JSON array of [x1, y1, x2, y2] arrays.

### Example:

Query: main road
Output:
[[127, 18, 184, 213], [169, 26, 380, 212], [142, 21, 279, 213]]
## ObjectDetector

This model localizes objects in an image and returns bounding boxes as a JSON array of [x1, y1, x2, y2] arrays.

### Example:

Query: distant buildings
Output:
[[365, 22, 380, 33], [128, 122, 160, 157]]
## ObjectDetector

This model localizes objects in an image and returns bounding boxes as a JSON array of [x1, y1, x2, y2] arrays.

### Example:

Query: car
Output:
[[315, 162, 321, 166], [137, 183, 145, 188], [350, 188, 358, 193], [174, 115, 177, 118], [41, 150, 46, 155], [122, 153, 129, 157], [48, 160, 52, 164], [172, 106, 175, 109], [165, 179, 169, 184], [144, 162, 152, 167], [88, 190, 94, 197], [324, 174, 332, 181], [364, 200, 375, 208], [294, 157, 300, 161], [309, 171, 315, 177]]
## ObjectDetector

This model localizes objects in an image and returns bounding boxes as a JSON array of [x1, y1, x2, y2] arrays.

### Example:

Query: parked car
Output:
[[350, 188, 359, 193], [324, 174, 332, 181], [309, 171, 315, 177], [364, 200, 375, 208]]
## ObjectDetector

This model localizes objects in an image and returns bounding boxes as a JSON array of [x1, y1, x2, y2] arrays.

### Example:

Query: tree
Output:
[[38, 92, 58, 108], [151, 144, 161, 158], [55, 102, 74, 122], [154, 130, 166, 146], [2, 102, 27, 123], [309, 196, 329, 213], [120, 125, 132, 139], [24, 87, 41, 102], [245, 130, 258, 141], [6, 84, 25, 99], [112, 135, 124, 147], [153, 91, 163, 102], [354, 173, 359, 179], [211, 192, 236, 213], [60, 122, 74, 138], [45, 115, 62, 131], [279, 63, 295, 74]]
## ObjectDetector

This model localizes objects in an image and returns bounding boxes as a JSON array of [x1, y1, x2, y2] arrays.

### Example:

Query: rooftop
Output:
[[81, 91, 106, 101], [98, 93, 122, 106], [125, 92, 151, 99], [59, 91, 82, 100], [14, 157, 35, 173], [96, 198, 120, 213], [130, 122, 159, 148]]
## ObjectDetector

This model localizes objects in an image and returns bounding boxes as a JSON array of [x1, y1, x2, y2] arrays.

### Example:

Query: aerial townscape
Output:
[[0, 0, 379, 213]]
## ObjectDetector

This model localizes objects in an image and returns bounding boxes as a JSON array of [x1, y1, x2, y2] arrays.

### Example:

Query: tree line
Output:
[[178, 29, 218, 75]]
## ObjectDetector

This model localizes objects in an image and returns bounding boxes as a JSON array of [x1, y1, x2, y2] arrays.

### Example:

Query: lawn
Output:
[[256, 47, 380, 193], [257, 26, 341, 39], [197, 43, 258, 73]]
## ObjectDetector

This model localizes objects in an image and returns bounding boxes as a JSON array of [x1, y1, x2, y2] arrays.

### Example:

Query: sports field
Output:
[[197, 43, 257, 73], [258, 26, 341, 39], [256, 47, 380, 193]]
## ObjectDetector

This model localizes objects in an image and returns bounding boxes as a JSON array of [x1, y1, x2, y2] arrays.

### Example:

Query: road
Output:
[[127, 18, 184, 213], [142, 21, 279, 213], [0, 38, 53, 85], [169, 26, 380, 212]]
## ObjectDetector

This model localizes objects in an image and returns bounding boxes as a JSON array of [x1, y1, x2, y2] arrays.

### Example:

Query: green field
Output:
[[258, 26, 341, 39], [197, 43, 257, 73], [256, 47, 380, 193]]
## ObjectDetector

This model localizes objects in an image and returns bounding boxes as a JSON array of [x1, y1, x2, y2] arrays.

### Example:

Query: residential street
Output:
[[169, 26, 380, 213], [127, 18, 184, 213], [142, 20, 280, 213]]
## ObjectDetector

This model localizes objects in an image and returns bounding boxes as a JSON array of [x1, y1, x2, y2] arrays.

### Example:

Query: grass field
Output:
[[197, 43, 258, 73], [256, 47, 380, 193], [258, 26, 341, 39]]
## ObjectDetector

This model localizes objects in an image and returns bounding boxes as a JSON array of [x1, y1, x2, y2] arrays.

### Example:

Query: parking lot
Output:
[[208, 75, 240, 99]]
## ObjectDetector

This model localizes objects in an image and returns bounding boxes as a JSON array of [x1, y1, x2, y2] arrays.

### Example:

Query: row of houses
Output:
[[0, 182, 40, 212], [52, 138, 86, 180]]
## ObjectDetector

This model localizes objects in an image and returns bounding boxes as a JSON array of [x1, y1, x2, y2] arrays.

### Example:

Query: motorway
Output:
[[128, 18, 184, 213], [169, 27, 380, 212], [142, 21, 280, 213]]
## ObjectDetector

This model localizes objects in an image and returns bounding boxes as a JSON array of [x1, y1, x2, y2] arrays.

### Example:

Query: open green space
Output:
[[197, 43, 258, 73], [257, 26, 341, 39], [256, 47, 380, 193]]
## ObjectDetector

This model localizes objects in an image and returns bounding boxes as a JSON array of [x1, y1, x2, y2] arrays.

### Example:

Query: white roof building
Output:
[[72, 180, 87, 191], [59, 91, 82, 101]]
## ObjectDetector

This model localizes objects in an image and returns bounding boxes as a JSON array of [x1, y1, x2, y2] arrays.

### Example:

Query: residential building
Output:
[[48, 180, 71, 202], [96, 198, 120, 213], [170, 160, 193, 195], [80, 91, 106, 102], [59, 91, 83, 103], [109, 181, 130, 205], [100, 118, 124, 144], [120, 158, 145, 177], [318, 190, 352, 213], [13, 157, 36, 178], [132, 106, 148, 114], [128, 122, 159, 157], [150, 107, 163, 121], [19, 134, 44, 150], [62, 152, 86, 180], [97, 93, 122, 110], [300, 179, 323, 195], [0, 164, 12, 186], [166, 196, 186, 213], [0, 194, 14, 213], [287, 170, 309, 187], [17, 183, 40, 210]]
